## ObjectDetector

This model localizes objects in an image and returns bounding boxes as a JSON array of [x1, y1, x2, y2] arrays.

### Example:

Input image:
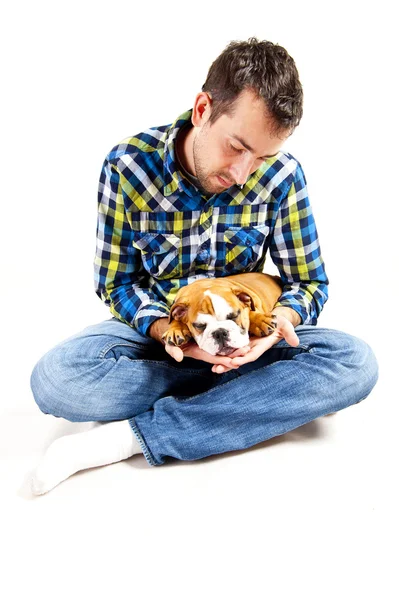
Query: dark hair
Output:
[[202, 37, 303, 137]]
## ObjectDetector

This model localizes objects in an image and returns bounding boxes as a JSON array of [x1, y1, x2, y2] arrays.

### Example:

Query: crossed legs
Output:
[[29, 318, 379, 493]]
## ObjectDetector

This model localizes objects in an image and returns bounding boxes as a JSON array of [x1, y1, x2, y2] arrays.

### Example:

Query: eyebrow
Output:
[[230, 134, 276, 159]]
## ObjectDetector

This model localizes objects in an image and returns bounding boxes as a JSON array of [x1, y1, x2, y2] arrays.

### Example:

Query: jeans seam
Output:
[[128, 418, 158, 466], [99, 342, 151, 359]]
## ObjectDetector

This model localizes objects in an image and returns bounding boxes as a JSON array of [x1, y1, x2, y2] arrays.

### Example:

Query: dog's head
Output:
[[169, 279, 256, 356]]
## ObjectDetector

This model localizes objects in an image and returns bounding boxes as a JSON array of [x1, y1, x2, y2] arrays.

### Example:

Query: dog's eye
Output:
[[226, 309, 241, 320], [193, 323, 206, 331]]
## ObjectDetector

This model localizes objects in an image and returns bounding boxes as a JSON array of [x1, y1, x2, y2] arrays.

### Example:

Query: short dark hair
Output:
[[202, 37, 303, 137]]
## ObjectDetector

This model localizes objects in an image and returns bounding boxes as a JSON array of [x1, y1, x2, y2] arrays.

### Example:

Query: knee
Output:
[[30, 346, 65, 416], [30, 340, 99, 420], [300, 327, 379, 405], [30, 352, 52, 415], [338, 332, 379, 401]]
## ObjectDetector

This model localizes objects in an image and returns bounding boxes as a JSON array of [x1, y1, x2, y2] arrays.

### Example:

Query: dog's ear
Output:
[[169, 302, 189, 323], [232, 288, 255, 311]]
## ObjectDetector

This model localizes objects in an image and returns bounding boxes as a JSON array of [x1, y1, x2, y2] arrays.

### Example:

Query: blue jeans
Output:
[[30, 317, 379, 466]]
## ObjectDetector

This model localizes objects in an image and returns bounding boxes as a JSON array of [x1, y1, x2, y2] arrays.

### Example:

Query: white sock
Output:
[[31, 420, 142, 495]]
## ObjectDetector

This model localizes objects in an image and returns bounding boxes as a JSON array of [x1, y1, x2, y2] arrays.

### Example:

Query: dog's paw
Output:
[[162, 323, 192, 347], [248, 312, 278, 338]]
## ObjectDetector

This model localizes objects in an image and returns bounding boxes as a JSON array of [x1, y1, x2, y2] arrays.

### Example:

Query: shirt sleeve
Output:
[[269, 161, 329, 325], [94, 157, 170, 337]]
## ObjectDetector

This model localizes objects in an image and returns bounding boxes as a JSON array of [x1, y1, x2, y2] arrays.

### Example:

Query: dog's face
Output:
[[169, 280, 255, 356]]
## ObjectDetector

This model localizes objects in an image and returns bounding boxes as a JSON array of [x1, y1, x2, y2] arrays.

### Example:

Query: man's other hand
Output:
[[149, 313, 299, 374], [149, 317, 250, 370], [165, 338, 251, 369], [211, 313, 300, 374]]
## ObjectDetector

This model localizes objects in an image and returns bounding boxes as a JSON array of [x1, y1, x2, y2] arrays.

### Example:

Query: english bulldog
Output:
[[162, 272, 283, 356]]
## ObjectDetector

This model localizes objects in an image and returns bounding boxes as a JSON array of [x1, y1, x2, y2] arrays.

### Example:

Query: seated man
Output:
[[29, 37, 378, 495]]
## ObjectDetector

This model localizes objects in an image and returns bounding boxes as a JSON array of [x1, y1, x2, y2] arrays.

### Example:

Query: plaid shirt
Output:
[[94, 108, 329, 337]]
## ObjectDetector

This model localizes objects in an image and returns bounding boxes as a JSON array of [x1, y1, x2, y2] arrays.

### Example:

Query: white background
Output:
[[1, 1, 398, 598]]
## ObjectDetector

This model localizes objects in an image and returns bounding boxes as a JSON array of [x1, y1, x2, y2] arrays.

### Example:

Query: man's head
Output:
[[180, 37, 303, 195]]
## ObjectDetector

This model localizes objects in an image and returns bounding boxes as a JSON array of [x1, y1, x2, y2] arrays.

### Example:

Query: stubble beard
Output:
[[192, 133, 226, 195], [192, 135, 212, 194]]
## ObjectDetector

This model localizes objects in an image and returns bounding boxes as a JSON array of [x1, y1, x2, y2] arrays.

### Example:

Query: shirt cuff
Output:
[[134, 303, 171, 337]]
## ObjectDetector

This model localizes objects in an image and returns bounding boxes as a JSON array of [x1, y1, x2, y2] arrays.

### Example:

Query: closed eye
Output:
[[229, 142, 275, 161], [230, 143, 244, 153], [226, 310, 241, 320], [193, 323, 206, 331]]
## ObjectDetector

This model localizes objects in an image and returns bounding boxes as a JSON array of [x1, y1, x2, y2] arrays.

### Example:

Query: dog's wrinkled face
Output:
[[170, 283, 254, 356], [192, 290, 250, 355]]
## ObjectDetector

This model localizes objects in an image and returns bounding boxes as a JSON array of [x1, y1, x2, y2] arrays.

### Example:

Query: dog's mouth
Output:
[[217, 346, 237, 356]]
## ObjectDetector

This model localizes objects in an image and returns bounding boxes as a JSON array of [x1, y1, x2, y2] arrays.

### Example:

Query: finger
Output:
[[228, 345, 251, 358], [185, 346, 237, 367], [230, 337, 277, 366], [212, 364, 234, 374], [165, 344, 184, 362], [284, 328, 300, 347], [278, 322, 300, 347]]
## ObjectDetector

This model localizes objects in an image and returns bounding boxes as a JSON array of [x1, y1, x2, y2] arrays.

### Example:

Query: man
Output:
[[29, 38, 378, 495]]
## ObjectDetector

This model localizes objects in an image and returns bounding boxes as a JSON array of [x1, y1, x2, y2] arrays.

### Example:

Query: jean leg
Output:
[[130, 326, 379, 466], [30, 318, 220, 422]]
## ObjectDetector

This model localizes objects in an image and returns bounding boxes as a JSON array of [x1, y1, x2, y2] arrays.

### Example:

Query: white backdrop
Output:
[[1, 0, 398, 597]]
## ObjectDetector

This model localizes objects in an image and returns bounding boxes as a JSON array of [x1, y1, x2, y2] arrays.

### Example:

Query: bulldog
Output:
[[162, 272, 283, 356]]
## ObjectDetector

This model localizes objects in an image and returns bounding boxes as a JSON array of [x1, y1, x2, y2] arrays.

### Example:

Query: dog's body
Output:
[[163, 272, 283, 356]]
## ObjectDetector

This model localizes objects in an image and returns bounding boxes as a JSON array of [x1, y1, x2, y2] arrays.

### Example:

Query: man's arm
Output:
[[94, 156, 170, 337], [268, 160, 329, 326], [148, 317, 170, 343]]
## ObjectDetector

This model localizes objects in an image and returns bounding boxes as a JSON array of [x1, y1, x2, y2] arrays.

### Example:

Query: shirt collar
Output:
[[163, 108, 196, 197]]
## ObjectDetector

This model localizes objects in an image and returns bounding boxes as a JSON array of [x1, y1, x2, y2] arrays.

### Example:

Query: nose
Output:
[[229, 154, 254, 185], [212, 328, 230, 345]]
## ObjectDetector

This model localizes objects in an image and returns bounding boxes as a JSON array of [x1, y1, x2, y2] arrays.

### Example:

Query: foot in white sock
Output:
[[31, 420, 142, 495]]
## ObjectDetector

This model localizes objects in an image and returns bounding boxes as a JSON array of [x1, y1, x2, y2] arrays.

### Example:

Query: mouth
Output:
[[217, 346, 237, 356], [216, 175, 234, 187]]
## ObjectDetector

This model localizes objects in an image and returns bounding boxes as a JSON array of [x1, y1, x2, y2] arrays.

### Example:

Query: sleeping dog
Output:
[[162, 272, 283, 356]]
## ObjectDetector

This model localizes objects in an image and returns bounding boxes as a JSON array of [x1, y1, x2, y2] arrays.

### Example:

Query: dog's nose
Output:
[[212, 328, 229, 344]]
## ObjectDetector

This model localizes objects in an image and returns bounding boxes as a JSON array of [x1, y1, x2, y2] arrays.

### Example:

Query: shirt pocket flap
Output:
[[224, 225, 269, 247], [132, 232, 181, 253]]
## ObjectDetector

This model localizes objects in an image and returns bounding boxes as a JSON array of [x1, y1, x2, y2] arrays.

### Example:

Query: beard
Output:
[[192, 134, 214, 194], [192, 129, 231, 195]]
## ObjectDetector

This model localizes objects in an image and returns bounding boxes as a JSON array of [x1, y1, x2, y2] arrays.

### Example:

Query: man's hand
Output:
[[211, 312, 300, 374], [149, 310, 300, 374], [164, 338, 252, 369], [148, 317, 171, 344], [149, 317, 250, 370]]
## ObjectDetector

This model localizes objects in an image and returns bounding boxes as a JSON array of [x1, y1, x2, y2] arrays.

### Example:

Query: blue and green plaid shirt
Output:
[[94, 108, 329, 337]]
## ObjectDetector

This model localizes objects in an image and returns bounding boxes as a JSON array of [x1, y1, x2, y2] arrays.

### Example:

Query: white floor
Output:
[[1, 324, 396, 599]]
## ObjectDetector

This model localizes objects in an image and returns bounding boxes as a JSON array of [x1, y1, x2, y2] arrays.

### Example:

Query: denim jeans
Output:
[[30, 317, 379, 466]]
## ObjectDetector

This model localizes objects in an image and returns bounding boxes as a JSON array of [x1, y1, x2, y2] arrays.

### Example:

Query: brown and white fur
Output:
[[162, 272, 283, 356]]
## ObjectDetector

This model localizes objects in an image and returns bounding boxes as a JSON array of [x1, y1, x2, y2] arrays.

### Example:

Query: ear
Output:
[[232, 288, 255, 311], [169, 302, 189, 323]]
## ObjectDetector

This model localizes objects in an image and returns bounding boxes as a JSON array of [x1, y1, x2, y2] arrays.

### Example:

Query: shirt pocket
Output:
[[224, 224, 269, 274], [131, 232, 181, 279]]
